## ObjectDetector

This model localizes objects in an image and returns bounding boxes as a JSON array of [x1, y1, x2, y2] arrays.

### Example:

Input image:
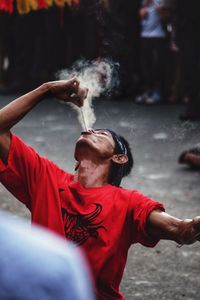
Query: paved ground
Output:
[[0, 94, 200, 299]]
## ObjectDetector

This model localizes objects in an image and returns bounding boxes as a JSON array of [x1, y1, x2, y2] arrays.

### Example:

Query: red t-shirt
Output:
[[0, 134, 164, 300]]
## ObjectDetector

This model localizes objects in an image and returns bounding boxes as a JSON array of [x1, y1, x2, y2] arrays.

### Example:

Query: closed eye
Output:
[[96, 131, 109, 136]]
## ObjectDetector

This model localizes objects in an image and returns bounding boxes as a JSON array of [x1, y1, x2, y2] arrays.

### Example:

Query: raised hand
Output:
[[47, 78, 88, 107], [177, 216, 200, 246]]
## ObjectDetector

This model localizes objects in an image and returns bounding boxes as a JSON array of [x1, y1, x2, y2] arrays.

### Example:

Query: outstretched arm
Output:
[[0, 78, 86, 164], [147, 210, 200, 245]]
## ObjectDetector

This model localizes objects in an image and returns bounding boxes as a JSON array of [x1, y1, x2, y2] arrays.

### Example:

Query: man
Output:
[[0, 211, 94, 300], [0, 78, 200, 300]]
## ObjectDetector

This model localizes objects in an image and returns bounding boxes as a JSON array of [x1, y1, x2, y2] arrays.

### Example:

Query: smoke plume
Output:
[[57, 58, 119, 129]]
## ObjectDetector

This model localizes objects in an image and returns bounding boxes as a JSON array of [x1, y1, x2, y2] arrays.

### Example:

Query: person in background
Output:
[[0, 78, 200, 300], [0, 211, 94, 300], [179, 144, 200, 169], [135, 0, 170, 104], [175, 0, 200, 121]]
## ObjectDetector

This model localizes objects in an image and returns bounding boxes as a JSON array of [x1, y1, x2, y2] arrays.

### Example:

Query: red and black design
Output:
[[61, 204, 107, 246]]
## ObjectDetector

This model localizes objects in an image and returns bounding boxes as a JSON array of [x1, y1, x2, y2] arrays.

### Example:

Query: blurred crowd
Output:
[[0, 0, 200, 120]]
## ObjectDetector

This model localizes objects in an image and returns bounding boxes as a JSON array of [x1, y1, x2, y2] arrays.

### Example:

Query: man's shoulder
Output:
[[118, 187, 154, 202], [114, 186, 136, 199], [11, 133, 73, 178]]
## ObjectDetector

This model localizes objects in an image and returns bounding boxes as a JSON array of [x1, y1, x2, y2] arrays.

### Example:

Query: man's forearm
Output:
[[0, 83, 49, 134], [0, 77, 84, 134], [147, 210, 200, 245]]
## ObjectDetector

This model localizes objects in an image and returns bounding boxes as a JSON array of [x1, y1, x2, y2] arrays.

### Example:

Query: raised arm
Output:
[[0, 78, 86, 164], [147, 210, 200, 245]]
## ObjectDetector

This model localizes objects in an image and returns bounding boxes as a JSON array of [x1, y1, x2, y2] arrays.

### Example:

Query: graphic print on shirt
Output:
[[61, 203, 107, 246]]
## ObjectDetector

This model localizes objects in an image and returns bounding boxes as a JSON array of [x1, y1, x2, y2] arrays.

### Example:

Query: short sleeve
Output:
[[129, 190, 165, 247], [0, 134, 56, 209]]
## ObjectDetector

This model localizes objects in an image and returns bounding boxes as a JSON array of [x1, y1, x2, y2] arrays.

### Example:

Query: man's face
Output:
[[74, 129, 115, 161]]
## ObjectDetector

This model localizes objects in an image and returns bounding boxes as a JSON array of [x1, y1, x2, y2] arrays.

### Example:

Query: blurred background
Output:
[[1, 0, 200, 120], [0, 1, 200, 299], [0, 0, 185, 101]]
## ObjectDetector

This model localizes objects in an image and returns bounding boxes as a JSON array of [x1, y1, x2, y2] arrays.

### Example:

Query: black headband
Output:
[[96, 129, 127, 155], [105, 129, 127, 155]]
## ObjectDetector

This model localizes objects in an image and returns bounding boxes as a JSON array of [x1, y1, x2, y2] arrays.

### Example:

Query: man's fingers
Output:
[[83, 88, 88, 99], [70, 95, 84, 107], [192, 216, 200, 232], [53, 78, 87, 107], [68, 77, 80, 93], [196, 234, 200, 242], [70, 87, 88, 106], [63, 92, 83, 107]]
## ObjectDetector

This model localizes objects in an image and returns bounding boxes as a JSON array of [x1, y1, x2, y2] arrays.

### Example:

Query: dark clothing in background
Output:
[[2, 6, 84, 92], [79, 0, 100, 60], [0, 12, 13, 86], [0, 1, 141, 97], [175, 0, 200, 117], [100, 0, 141, 98], [9, 12, 43, 91], [140, 37, 167, 96]]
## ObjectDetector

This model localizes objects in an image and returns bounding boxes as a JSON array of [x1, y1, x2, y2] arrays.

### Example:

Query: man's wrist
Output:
[[38, 82, 51, 98]]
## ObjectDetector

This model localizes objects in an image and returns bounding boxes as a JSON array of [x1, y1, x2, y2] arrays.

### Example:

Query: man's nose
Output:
[[81, 129, 95, 135]]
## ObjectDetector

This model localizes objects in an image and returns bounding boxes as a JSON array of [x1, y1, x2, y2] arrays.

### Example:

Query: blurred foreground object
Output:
[[179, 144, 200, 168], [0, 211, 95, 300]]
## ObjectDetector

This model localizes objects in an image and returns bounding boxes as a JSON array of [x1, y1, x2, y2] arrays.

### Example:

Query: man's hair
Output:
[[107, 132, 134, 187]]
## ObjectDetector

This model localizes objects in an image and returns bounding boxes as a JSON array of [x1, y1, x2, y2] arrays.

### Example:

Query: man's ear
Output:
[[111, 154, 128, 165]]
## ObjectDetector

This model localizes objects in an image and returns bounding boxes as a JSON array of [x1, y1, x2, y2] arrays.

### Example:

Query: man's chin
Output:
[[74, 139, 100, 161], [74, 140, 91, 158], [75, 138, 90, 148]]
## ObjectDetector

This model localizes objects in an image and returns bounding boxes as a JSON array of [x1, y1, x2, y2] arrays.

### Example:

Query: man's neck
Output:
[[74, 159, 110, 188]]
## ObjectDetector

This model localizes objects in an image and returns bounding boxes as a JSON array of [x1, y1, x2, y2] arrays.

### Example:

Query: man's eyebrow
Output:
[[97, 130, 110, 135], [95, 129, 108, 133]]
